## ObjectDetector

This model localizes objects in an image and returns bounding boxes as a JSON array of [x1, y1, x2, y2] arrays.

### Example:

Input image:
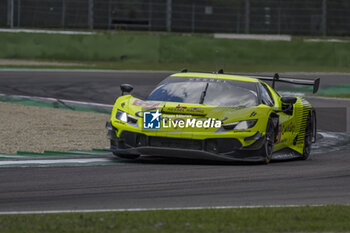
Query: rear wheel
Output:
[[301, 112, 313, 160], [258, 118, 275, 164]]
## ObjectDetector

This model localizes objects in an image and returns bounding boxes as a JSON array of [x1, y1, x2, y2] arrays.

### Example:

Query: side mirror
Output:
[[281, 96, 297, 104], [120, 84, 133, 95]]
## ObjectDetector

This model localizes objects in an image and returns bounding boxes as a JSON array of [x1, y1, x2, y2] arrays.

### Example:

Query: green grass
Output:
[[317, 94, 350, 98], [282, 83, 350, 98], [1, 205, 350, 233], [1, 31, 350, 72]]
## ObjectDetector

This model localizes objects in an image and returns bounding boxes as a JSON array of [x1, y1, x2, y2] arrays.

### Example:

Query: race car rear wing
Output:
[[244, 73, 320, 94], [180, 69, 320, 94]]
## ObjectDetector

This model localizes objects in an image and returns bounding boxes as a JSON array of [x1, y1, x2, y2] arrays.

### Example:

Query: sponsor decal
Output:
[[281, 121, 296, 134], [163, 118, 221, 128], [164, 107, 205, 114], [133, 99, 160, 108], [143, 111, 221, 129], [143, 110, 161, 129], [276, 123, 282, 144]]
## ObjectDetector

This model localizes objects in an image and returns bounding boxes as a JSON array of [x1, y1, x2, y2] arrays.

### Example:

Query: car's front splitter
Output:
[[105, 145, 266, 163]]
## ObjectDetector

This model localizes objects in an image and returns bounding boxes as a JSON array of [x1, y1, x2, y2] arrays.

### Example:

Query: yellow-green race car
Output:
[[106, 70, 320, 164]]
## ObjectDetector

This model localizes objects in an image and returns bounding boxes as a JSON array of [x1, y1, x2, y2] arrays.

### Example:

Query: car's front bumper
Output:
[[106, 122, 266, 162]]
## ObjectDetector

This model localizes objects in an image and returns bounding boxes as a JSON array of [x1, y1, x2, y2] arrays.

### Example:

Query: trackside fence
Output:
[[1, 0, 350, 36]]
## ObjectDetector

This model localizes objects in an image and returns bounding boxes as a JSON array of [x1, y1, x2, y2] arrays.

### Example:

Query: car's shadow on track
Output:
[[112, 154, 304, 166], [110, 147, 307, 166]]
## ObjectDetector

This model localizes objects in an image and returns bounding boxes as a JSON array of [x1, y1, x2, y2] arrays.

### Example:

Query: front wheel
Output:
[[258, 118, 275, 164]]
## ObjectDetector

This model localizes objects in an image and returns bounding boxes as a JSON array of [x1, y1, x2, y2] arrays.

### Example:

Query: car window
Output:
[[146, 77, 258, 107], [145, 82, 206, 103], [203, 82, 257, 107], [259, 83, 274, 106]]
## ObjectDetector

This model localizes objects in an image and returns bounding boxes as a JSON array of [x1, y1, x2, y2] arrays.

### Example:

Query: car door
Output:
[[259, 82, 295, 151]]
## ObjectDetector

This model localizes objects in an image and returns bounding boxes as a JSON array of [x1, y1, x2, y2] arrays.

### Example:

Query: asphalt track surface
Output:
[[0, 70, 349, 212]]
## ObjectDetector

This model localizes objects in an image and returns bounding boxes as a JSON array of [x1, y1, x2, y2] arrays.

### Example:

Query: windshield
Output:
[[146, 77, 258, 107]]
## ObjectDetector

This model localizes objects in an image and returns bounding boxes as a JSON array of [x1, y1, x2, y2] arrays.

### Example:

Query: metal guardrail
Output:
[[1, 0, 349, 36]]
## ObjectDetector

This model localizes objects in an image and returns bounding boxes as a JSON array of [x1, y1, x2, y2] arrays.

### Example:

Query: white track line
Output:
[[0, 204, 340, 215], [305, 38, 350, 43], [214, 33, 291, 41], [0, 155, 30, 159], [0, 158, 111, 166]]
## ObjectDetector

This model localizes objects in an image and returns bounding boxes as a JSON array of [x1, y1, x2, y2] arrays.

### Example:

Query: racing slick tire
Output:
[[300, 112, 314, 160], [258, 118, 275, 164]]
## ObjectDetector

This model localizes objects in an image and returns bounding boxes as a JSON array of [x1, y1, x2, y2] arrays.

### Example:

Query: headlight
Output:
[[116, 110, 138, 125], [116, 110, 128, 122], [223, 120, 257, 130]]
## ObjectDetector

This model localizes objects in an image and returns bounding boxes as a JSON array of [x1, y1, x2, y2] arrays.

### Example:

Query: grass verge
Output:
[[281, 83, 350, 98], [1, 205, 350, 233], [1, 31, 350, 72], [317, 94, 350, 98]]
